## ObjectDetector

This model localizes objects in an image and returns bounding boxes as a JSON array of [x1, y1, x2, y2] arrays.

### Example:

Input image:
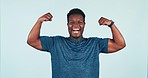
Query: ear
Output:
[[67, 23, 69, 26]]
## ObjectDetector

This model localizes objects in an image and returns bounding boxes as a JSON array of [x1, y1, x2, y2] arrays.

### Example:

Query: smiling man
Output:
[[27, 8, 126, 78], [68, 12, 85, 40]]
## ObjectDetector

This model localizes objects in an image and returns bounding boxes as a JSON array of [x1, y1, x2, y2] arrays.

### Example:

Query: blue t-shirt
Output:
[[40, 36, 108, 78]]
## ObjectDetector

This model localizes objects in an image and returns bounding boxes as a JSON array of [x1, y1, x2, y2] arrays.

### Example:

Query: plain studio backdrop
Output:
[[1, 0, 147, 78]]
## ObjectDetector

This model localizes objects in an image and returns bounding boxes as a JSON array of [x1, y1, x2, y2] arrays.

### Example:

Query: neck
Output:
[[69, 36, 84, 40]]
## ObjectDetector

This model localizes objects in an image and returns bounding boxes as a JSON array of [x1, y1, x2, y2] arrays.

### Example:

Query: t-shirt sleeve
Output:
[[97, 38, 109, 53], [40, 36, 54, 53]]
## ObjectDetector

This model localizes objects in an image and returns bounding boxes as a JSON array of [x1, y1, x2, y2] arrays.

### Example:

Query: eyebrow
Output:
[[69, 19, 83, 21]]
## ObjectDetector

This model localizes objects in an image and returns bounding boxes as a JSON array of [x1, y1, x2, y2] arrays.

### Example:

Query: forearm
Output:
[[27, 20, 42, 44], [110, 24, 126, 48]]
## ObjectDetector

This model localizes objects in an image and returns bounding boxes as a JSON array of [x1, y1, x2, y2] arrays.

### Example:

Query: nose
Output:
[[73, 22, 80, 28]]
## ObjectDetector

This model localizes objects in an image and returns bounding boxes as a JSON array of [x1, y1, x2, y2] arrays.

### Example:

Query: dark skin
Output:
[[68, 14, 85, 40], [27, 12, 126, 53]]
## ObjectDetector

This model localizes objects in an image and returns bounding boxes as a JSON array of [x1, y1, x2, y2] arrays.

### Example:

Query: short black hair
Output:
[[67, 8, 85, 22]]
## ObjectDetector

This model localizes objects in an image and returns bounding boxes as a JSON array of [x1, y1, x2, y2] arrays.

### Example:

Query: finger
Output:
[[46, 13, 53, 18], [46, 13, 53, 21], [43, 16, 51, 21], [44, 14, 53, 21], [98, 17, 103, 25], [100, 19, 105, 25], [45, 15, 51, 20], [101, 18, 106, 25], [99, 17, 105, 25], [43, 18, 49, 21]]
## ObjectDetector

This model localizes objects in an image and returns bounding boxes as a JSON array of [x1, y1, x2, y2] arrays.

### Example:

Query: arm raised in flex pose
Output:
[[98, 17, 126, 53], [27, 13, 53, 50]]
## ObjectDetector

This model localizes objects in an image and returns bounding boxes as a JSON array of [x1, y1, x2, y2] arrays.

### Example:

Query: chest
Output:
[[52, 39, 100, 62]]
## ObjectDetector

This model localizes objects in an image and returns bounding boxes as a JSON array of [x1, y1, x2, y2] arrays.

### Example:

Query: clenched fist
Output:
[[98, 17, 112, 26], [38, 12, 53, 22]]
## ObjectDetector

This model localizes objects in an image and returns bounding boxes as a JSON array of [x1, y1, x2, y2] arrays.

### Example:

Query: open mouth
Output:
[[72, 28, 80, 33]]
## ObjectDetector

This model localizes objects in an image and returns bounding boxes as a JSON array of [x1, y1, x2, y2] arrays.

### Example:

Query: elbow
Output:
[[108, 42, 126, 53], [27, 38, 34, 46], [27, 38, 40, 48], [27, 37, 37, 46], [27, 40, 36, 48], [118, 42, 126, 50], [27, 39, 32, 46]]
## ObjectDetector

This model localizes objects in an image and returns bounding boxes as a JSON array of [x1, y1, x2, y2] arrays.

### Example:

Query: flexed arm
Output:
[[27, 13, 53, 50], [98, 17, 126, 53]]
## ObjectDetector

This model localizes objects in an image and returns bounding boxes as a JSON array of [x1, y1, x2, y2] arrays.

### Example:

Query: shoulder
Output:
[[88, 37, 109, 42], [40, 35, 66, 42], [40, 35, 65, 39], [88, 37, 101, 40], [54, 36, 66, 40]]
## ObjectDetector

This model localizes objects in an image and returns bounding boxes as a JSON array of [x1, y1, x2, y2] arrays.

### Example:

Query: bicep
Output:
[[108, 39, 120, 53], [27, 39, 42, 50]]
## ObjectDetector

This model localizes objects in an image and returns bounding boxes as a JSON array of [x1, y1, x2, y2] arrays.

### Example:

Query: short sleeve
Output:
[[40, 36, 54, 53], [97, 38, 109, 53]]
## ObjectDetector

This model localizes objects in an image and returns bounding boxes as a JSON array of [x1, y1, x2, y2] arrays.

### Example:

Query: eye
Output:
[[69, 21, 74, 24], [78, 21, 83, 24]]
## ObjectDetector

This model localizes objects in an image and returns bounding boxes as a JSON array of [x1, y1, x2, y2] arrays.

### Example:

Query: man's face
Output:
[[67, 14, 85, 40]]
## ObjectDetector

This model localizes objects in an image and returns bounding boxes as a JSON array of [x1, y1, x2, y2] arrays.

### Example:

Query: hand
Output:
[[98, 17, 112, 26], [38, 12, 53, 23]]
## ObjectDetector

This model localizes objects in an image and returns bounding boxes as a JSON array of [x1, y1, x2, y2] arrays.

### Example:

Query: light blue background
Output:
[[1, 0, 147, 78]]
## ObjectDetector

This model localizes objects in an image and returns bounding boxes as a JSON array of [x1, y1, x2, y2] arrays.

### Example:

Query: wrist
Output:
[[37, 19, 43, 23], [108, 20, 114, 27]]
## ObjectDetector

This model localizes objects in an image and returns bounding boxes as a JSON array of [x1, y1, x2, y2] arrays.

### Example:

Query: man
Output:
[[27, 8, 126, 78]]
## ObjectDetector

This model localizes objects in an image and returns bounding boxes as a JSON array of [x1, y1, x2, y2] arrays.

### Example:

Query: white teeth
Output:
[[73, 28, 80, 31], [73, 31, 79, 33]]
